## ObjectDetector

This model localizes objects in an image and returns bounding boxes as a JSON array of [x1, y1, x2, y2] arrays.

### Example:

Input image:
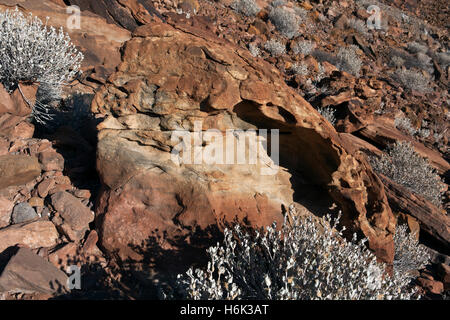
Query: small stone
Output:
[[73, 189, 91, 199], [48, 242, 78, 268], [54, 176, 71, 185], [436, 263, 450, 288], [41, 207, 51, 218], [38, 150, 64, 172], [417, 277, 444, 295], [0, 197, 14, 228], [11, 121, 34, 139], [50, 191, 94, 241], [0, 220, 59, 252], [82, 230, 99, 255], [0, 138, 9, 156], [48, 184, 73, 195], [37, 178, 55, 198], [28, 197, 44, 208], [11, 202, 38, 224]]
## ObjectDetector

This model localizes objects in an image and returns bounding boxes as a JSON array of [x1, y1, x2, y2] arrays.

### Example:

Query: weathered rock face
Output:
[[92, 21, 396, 263], [379, 174, 450, 250]]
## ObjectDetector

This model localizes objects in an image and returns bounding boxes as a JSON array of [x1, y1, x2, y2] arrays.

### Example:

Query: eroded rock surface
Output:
[[92, 21, 396, 263]]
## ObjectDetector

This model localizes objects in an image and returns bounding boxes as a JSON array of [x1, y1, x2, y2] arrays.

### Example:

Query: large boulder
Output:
[[91, 21, 396, 264], [0, 220, 59, 253], [0, 247, 68, 295], [50, 191, 94, 241]]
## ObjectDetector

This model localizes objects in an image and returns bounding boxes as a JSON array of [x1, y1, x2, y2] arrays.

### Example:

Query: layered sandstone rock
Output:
[[92, 21, 396, 263]]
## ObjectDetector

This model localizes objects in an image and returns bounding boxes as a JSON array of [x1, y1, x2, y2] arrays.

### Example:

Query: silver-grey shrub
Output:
[[175, 209, 418, 300], [393, 224, 430, 278], [248, 43, 261, 57], [292, 40, 315, 55], [0, 8, 83, 105], [394, 116, 417, 136], [318, 106, 336, 126], [391, 69, 431, 93], [436, 52, 450, 68], [346, 18, 370, 38], [335, 45, 362, 77], [290, 62, 309, 76], [369, 141, 444, 207], [264, 39, 286, 57], [231, 0, 260, 17], [268, 7, 300, 39], [394, 116, 430, 138], [407, 42, 428, 54]]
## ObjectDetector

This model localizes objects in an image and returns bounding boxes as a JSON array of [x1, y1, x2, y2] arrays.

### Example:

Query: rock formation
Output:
[[91, 21, 396, 263]]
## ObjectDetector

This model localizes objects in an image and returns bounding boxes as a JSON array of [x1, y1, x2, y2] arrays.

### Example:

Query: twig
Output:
[[17, 83, 33, 108]]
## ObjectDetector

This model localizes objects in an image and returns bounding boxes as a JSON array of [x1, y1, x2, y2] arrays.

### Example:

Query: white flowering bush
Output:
[[394, 116, 417, 136], [175, 208, 419, 300], [0, 8, 83, 122], [369, 141, 444, 207], [393, 224, 430, 278]]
